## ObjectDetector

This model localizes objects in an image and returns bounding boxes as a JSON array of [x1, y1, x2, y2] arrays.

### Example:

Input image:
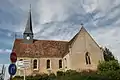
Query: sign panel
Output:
[[16, 60, 30, 69], [24, 60, 30, 65], [24, 60, 30, 68], [24, 60, 30, 63], [16, 61, 24, 69], [10, 52, 17, 63], [8, 64, 17, 75], [17, 61, 24, 66]]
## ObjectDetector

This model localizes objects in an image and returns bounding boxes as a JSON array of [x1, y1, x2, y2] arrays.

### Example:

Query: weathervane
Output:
[[81, 23, 83, 26], [30, 4, 31, 12]]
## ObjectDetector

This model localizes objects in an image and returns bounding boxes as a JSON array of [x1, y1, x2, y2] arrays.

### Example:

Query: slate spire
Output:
[[23, 4, 34, 44], [24, 4, 33, 35]]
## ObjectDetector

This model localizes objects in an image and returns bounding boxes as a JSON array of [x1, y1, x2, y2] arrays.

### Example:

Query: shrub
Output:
[[57, 71, 64, 76], [98, 60, 120, 72], [40, 73, 49, 80], [13, 68, 117, 80], [65, 70, 79, 76], [49, 73, 56, 80], [97, 60, 120, 80], [98, 70, 120, 80]]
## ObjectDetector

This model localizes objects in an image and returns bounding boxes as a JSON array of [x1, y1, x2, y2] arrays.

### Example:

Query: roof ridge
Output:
[[15, 38, 69, 42]]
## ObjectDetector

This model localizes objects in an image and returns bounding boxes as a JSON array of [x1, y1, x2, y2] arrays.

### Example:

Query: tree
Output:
[[98, 60, 120, 72], [97, 60, 120, 80], [103, 47, 116, 61]]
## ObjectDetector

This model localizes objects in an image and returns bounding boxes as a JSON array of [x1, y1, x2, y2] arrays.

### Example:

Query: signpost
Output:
[[8, 64, 17, 75], [17, 60, 30, 69], [23, 60, 30, 68], [8, 51, 17, 80], [0, 65, 6, 80], [10, 52, 17, 63], [16, 61, 24, 69], [16, 60, 30, 80]]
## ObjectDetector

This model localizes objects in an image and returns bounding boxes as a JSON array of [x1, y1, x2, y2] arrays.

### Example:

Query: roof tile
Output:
[[12, 39, 69, 58]]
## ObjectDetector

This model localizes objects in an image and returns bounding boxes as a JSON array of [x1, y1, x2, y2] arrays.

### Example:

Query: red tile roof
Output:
[[12, 39, 69, 58]]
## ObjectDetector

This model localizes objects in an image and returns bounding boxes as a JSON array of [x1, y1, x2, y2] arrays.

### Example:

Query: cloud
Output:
[[0, 0, 120, 63], [37, 0, 67, 24], [0, 49, 11, 54], [90, 26, 120, 61], [0, 0, 119, 30], [0, 0, 119, 34]]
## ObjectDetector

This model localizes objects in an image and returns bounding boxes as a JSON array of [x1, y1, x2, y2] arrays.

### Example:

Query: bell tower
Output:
[[23, 5, 34, 44]]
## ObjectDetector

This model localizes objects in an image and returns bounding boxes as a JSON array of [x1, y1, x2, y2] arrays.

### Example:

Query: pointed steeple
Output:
[[23, 4, 34, 44], [24, 4, 33, 34]]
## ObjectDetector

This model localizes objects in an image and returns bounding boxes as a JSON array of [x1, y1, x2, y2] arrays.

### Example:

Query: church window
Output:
[[59, 60, 62, 68], [85, 52, 91, 65], [19, 59, 23, 61], [33, 59, 37, 69], [47, 60, 50, 69]]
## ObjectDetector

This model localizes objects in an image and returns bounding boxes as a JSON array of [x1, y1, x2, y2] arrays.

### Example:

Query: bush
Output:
[[63, 70, 79, 76], [57, 71, 64, 76], [98, 60, 120, 72], [98, 70, 120, 80], [49, 73, 56, 79], [97, 60, 120, 80], [13, 68, 116, 80], [12, 76, 23, 80]]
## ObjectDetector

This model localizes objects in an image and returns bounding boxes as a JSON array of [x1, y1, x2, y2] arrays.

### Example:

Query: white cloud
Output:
[[0, 0, 120, 62], [90, 26, 120, 61], [37, 0, 69, 24], [0, 49, 11, 54]]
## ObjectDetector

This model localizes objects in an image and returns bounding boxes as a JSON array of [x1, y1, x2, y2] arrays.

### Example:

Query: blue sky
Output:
[[0, 0, 120, 64]]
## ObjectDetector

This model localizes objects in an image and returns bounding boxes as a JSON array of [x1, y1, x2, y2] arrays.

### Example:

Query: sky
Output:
[[0, 0, 120, 64]]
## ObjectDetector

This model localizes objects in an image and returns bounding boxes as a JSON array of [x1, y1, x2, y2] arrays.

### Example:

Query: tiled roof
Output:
[[12, 39, 69, 58]]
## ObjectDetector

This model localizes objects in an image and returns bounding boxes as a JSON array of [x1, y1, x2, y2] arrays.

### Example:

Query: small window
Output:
[[19, 59, 23, 61], [33, 59, 37, 69], [27, 34, 29, 36], [47, 60, 50, 69], [59, 60, 62, 68], [85, 52, 91, 65]]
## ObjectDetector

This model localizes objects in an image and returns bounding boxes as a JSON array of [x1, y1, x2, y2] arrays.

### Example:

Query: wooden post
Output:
[[24, 67, 25, 80]]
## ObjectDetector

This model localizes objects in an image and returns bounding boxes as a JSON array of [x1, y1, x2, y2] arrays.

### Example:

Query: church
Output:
[[12, 9, 104, 76]]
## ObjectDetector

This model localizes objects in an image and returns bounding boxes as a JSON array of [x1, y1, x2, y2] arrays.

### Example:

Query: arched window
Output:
[[59, 60, 62, 68], [33, 59, 37, 69], [47, 60, 50, 69], [85, 52, 91, 65], [19, 59, 23, 61]]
